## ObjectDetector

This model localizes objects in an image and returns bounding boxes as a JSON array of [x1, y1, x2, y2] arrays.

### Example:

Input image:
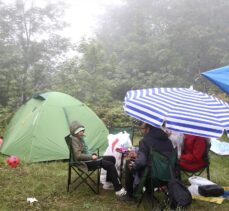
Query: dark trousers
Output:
[[125, 160, 135, 197], [125, 160, 152, 198], [86, 155, 122, 191]]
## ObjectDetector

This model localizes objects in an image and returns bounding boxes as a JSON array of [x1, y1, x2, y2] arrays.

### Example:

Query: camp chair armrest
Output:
[[85, 158, 102, 164]]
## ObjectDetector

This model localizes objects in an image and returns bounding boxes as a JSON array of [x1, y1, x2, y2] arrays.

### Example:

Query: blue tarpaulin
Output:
[[201, 66, 229, 95]]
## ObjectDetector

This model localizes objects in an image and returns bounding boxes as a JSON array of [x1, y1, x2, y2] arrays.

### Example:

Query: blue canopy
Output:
[[201, 66, 229, 95]]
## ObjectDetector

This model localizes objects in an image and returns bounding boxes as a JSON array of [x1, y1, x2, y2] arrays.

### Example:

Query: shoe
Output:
[[103, 182, 114, 190], [115, 187, 127, 197]]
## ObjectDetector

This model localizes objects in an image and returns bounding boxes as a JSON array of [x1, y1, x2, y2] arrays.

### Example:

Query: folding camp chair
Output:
[[179, 140, 211, 180], [65, 135, 101, 194], [134, 148, 178, 209]]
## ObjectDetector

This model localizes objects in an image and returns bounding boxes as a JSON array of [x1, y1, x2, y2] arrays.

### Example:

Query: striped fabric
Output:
[[124, 87, 229, 138]]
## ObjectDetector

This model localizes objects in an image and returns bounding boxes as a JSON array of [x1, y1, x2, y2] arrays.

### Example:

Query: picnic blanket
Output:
[[192, 195, 224, 204], [210, 138, 229, 155]]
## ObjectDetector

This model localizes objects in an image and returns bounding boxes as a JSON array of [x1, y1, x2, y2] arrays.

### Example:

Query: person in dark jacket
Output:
[[69, 121, 127, 198], [125, 122, 174, 198]]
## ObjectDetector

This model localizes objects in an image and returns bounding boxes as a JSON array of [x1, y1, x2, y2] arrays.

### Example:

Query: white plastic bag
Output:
[[188, 176, 215, 186], [100, 131, 132, 184], [188, 184, 200, 196], [163, 128, 184, 158]]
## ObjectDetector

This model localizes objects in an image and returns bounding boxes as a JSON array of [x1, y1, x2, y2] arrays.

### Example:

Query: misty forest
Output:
[[1, 0, 229, 132]]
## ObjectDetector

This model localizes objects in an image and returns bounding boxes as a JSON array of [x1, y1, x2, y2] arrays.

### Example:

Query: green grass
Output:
[[0, 149, 229, 210]]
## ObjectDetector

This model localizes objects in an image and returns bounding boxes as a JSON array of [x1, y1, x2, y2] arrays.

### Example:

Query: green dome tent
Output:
[[0, 92, 108, 163]]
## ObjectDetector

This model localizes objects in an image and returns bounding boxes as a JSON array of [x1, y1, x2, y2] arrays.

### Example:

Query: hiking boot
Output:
[[103, 182, 114, 190]]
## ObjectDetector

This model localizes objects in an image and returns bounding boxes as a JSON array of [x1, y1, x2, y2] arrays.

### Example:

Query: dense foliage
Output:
[[1, 0, 229, 134]]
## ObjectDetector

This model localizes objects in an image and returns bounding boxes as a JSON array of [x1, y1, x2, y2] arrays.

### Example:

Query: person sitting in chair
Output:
[[70, 121, 127, 199], [124, 122, 174, 199], [178, 134, 208, 171]]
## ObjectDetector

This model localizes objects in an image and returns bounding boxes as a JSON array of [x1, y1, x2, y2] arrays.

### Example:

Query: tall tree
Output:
[[0, 0, 71, 108], [53, 39, 115, 104], [90, 0, 229, 98]]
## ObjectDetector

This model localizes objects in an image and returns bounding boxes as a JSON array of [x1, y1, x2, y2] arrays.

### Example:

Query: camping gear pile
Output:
[[188, 176, 224, 197]]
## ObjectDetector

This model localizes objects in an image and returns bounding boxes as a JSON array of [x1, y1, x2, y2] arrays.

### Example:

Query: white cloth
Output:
[[163, 128, 184, 158], [100, 131, 132, 184], [188, 184, 200, 196], [27, 197, 38, 203], [188, 176, 215, 186]]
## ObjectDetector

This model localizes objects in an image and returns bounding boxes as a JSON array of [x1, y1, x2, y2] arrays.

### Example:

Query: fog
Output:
[[0, 0, 229, 112]]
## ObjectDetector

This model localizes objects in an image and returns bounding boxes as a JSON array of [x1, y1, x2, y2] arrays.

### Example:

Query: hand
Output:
[[128, 151, 137, 159], [128, 160, 135, 170], [92, 155, 98, 160]]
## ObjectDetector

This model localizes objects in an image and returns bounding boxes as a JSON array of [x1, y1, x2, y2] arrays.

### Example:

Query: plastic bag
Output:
[[188, 176, 215, 186], [163, 128, 183, 158], [100, 132, 132, 184], [188, 184, 200, 196]]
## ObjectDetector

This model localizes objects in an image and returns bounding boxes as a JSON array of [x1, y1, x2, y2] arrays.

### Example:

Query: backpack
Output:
[[168, 178, 192, 209]]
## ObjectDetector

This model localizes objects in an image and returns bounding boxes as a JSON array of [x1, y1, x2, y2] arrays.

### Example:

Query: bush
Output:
[[90, 101, 136, 127]]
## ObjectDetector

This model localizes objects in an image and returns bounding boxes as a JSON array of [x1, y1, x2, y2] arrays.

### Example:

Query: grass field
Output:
[[0, 142, 229, 210]]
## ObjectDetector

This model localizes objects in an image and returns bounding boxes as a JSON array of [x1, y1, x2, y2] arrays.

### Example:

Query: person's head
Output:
[[74, 128, 85, 139], [139, 122, 156, 135], [70, 121, 85, 139]]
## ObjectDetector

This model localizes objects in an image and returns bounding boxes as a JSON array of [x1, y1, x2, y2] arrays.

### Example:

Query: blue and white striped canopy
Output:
[[124, 87, 229, 138]]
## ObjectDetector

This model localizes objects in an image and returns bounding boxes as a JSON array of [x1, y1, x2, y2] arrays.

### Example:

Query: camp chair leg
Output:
[[137, 190, 145, 208], [70, 171, 86, 191], [180, 168, 209, 180], [134, 168, 149, 208], [97, 168, 101, 194], [67, 165, 71, 192], [151, 189, 155, 209], [68, 166, 100, 194], [81, 170, 100, 194], [206, 166, 210, 180], [151, 187, 163, 209]]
